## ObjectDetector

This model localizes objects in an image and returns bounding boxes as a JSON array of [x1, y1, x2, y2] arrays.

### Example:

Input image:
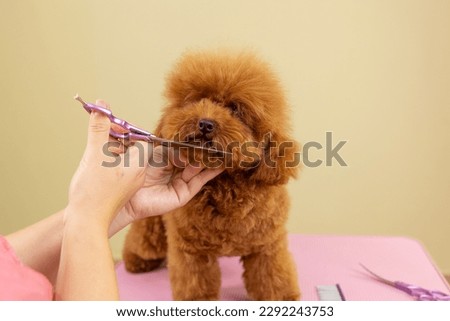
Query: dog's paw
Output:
[[123, 252, 165, 273], [282, 292, 301, 301], [247, 289, 301, 301], [173, 293, 220, 301]]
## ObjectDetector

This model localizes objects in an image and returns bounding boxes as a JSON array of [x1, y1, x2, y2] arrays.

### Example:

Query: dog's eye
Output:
[[228, 101, 240, 113]]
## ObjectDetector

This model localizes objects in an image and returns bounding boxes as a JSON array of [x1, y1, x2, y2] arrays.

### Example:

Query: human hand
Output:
[[109, 146, 223, 235], [66, 100, 150, 231]]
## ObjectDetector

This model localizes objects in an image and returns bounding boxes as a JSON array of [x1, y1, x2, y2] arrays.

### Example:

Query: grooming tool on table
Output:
[[360, 263, 450, 301], [74, 94, 231, 155], [316, 284, 346, 301]]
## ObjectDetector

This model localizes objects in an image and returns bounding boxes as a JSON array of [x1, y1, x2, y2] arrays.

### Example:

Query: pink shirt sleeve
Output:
[[0, 235, 53, 300]]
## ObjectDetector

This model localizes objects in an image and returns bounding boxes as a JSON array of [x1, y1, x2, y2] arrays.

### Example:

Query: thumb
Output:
[[86, 99, 111, 153]]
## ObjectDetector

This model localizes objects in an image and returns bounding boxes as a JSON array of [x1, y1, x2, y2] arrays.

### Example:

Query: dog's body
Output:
[[123, 50, 300, 300]]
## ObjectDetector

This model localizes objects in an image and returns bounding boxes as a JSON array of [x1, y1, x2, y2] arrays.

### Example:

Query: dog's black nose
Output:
[[198, 118, 216, 134]]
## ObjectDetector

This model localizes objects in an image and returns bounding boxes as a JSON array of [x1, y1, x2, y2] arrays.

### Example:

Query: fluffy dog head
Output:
[[156, 50, 299, 185]]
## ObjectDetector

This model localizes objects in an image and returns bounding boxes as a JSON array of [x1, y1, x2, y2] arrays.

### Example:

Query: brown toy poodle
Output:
[[123, 49, 300, 300]]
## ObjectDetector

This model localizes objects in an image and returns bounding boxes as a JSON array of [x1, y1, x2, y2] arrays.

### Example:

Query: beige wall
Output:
[[1, 1, 449, 273]]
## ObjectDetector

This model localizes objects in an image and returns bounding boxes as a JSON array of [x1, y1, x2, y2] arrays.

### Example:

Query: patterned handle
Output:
[[395, 282, 450, 301]]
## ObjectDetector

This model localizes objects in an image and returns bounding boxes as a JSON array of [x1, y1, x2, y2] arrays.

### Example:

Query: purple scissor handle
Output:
[[74, 94, 231, 156], [360, 263, 450, 301]]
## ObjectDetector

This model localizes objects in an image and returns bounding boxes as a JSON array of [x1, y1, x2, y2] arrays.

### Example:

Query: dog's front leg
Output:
[[242, 236, 300, 300], [168, 245, 221, 300]]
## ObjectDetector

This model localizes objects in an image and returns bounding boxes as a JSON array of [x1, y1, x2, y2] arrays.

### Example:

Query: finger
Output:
[[95, 99, 110, 109], [95, 100, 133, 144], [151, 145, 172, 168], [187, 168, 224, 193], [181, 164, 203, 182], [126, 141, 152, 169], [107, 137, 127, 155], [169, 148, 189, 168], [118, 137, 135, 148], [102, 141, 123, 163], [172, 168, 223, 205], [111, 123, 128, 134], [86, 99, 111, 152]]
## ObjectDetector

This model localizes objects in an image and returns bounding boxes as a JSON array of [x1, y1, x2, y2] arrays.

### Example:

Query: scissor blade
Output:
[[359, 263, 396, 286], [148, 135, 232, 156], [74, 94, 232, 156]]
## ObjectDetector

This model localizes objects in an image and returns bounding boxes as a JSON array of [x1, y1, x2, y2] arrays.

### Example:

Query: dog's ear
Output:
[[249, 132, 300, 185], [152, 108, 171, 139], [153, 120, 163, 138]]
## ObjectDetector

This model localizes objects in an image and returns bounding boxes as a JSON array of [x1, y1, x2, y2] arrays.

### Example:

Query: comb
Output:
[[316, 284, 346, 301]]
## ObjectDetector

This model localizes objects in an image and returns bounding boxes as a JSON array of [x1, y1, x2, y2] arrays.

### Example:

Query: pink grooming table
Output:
[[116, 234, 450, 300]]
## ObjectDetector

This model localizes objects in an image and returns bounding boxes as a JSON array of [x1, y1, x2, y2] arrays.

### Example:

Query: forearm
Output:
[[55, 211, 119, 300], [5, 210, 64, 286]]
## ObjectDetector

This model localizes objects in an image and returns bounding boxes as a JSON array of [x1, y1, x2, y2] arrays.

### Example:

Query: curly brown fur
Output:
[[123, 50, 300, 300]]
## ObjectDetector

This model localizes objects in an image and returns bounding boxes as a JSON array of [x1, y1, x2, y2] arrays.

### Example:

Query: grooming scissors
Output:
[[360, 263, 450, 301], [74, 94, 231, 155]]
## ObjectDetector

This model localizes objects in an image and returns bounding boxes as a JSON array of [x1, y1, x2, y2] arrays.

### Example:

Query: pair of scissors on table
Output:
[[74, 94, 231, 156], [360, 263, 450, 301]]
